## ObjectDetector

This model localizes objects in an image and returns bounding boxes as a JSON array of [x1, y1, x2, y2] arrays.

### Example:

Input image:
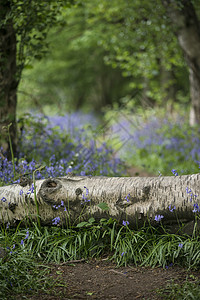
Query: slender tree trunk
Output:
[[160, 66, 177, 113], [0, 1, 18, 157], [162, 0, 200, 125], [0, 175, 199, 231]]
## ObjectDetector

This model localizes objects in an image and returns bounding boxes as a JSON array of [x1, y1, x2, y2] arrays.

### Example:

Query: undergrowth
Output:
[[105, 106, 200, 175], [1, 111, 200, 298], [1, 218, 200, 298]]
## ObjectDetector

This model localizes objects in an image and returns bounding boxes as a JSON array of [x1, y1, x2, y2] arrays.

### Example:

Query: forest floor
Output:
[[24, 258, 200, 300]]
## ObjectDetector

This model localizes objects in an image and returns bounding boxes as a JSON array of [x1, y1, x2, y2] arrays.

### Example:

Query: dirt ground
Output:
[[26, 258, 200, 300]]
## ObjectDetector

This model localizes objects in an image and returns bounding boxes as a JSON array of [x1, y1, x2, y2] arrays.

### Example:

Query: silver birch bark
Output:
[[162, 0, 200, 125], [0, 174, 199, 228]]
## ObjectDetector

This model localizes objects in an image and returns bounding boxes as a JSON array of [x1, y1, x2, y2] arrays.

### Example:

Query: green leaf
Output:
[[24, 64, 33, 69], [76, 222, 89, 228], [98, 202, 109, 211], [88, 217, 95, 223]]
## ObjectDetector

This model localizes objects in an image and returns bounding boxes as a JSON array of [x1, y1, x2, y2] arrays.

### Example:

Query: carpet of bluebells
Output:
[[2, 110, 200, 185], [108, 111, 200, 175], [0, 113, 125, 186]]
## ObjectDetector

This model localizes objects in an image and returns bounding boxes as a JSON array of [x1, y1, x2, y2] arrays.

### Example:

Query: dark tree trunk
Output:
[[0, 1, 18, 157], [162, 0, 200, 125]]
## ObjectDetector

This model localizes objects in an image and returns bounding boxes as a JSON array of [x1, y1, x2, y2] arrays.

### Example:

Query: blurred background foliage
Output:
[[10, 0, 200, 177], [18, 0, 191, 115]]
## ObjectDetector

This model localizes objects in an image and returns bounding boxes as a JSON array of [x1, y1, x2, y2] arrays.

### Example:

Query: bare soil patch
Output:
[[27, 259, 200, 300]]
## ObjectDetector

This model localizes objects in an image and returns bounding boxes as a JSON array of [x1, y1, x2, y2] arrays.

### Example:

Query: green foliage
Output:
[[86, 0, 189, 105], [97, 202, 110, 211], [0, 247, 52, 299], [0, 0, 72, 81], [18, 0, 193, 114], [158, 277, 200, 299], [2, 216, 200, 269], [2, 211, 200, 297], [18, 1, 132, 113]]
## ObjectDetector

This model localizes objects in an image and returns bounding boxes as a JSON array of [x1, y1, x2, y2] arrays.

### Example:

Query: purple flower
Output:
[[171, 169, 178, 176], [25, 229, 29, 239], [169, 205, 176, 212], [154, 214, 164, 222], [82, 187, 90, 203], [125, 193, 130, 202], [178, 243, 183, 248], [121, 251, 127, 256], [21, 239, 24, 245], [52, 216, 61, 225], [166, 263, 173, 269], [27, 184, 34, 195], [186, 187, 192, 194], [122, 220, 129, 226], [84, 186, 89, 196], [19, 190, 23, 195], [1, 197, 7, 202], [192, 203, 200, 213]]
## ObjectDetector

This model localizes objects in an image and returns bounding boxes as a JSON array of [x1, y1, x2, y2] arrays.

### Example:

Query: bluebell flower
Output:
[[25, 229, 29, 239], [1, 197, 7, 202], [27, 184, 34, 195], [166, 263, 173, 269], [125, 193, 130, 202], [192, 203, 200, 213], [52, 216, 61, 225], [122, 220, 129, 226], [178, 243, 183, 248], [84, 186, 89, 196], [21, 239, 24, 245], [121, 251, 127, 256], [169, 205, 176, 212], [186, 187, 192, 194], [154, 214, 164, 222], [171, 169, 178, 176]]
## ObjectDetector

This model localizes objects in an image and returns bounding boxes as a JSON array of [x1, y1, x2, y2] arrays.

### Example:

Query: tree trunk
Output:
[[162, 0, 200, 125], [160, 66, 177, 113], [0, 174, 199, 230], [0, 1, 18, 157]]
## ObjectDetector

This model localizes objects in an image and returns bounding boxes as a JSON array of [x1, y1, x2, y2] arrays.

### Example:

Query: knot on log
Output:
[[38, 178, 62, 206], [8, 202, 17, 213], [75, 188, 83, 196]]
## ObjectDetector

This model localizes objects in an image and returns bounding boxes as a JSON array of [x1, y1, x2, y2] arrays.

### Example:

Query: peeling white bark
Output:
[[0, 174, 199, 228]]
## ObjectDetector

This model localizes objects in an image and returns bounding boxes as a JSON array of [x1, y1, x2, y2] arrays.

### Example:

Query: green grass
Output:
[[1, 217, 200, 298], [158, 276, 200, 299]]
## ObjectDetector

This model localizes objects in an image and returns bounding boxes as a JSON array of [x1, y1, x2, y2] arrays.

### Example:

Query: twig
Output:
[[51, 259, 86, 266], [109, 269, 128, 276]]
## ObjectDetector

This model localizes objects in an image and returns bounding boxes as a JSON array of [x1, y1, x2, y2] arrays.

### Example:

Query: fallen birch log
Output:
[[0, 174, 199, 230]]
